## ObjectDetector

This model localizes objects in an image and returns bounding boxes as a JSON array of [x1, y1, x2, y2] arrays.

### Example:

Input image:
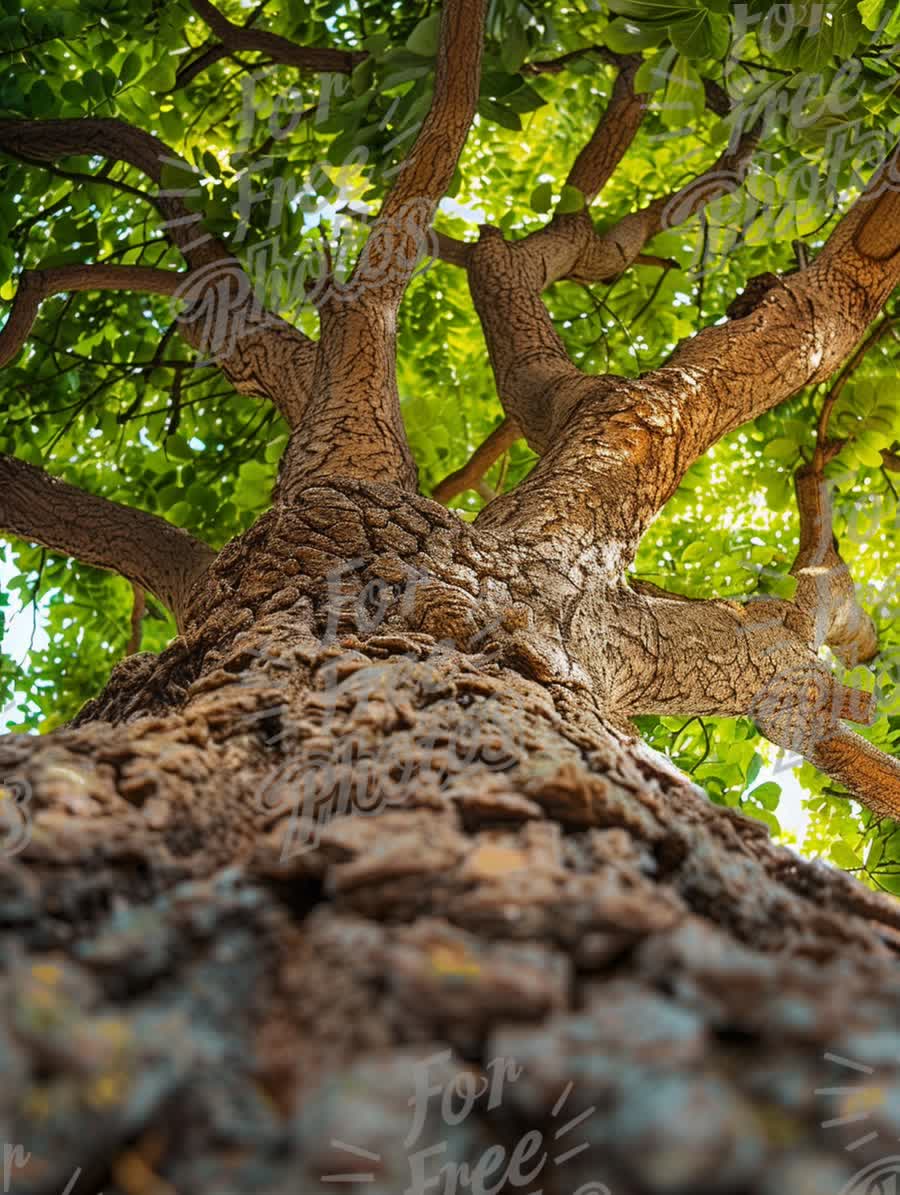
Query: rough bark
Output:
[[2, 481, 900, 1195], [278, 0, 487, 496], [0, 455, 215, 628], [3, 17, 900, 1194]]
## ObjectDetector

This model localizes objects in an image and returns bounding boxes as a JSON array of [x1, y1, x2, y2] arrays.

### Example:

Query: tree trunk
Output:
[[2, 480, 899, 1195]]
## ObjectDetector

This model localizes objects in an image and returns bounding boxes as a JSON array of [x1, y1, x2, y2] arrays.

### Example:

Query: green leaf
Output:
[[500, 20, 529, 74], [752, 810, 780, 837], [831, 841, 863, 871], [362, 32, 390, 56], [60, 80, 85, 105], [662, 53, 704, 128], [605, 0, 694, 18], [530, 181, 553, 213], [765, 438, 798, 462], [382, 64, 431, 89], [746, 752, 763, 787], [142, 56, 177, 92], [82, 68, 105, 101], [750, 781, 781, 810], [764, 572, 799, 601], [166, 501, 192, 526], [164, 433, 193, 460], [604, 16, 670, 52], [502, 82, 546, 114], [857, 0, 884, 30], [865, 835, 886, 871], [406, 12, 441, 57], [682, 540, 711, 561], [27, 80, 56, 116], [159, 108, 183, 144], [556, 185, 584, 214], [635, 49, 673, 94], [159, 160, 197, 193], [118, 50, 142, 85], [477, 98, 521, 131]]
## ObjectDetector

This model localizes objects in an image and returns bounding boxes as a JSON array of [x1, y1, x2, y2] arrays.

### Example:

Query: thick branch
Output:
[[188, 0, 364, 73], [477, 139, 900, 568], [468, 130, 758, 460], [568, 128, 760, 285], [809, 729, 900, 821], [0, 119, 317, 427], [609, 583, 897, 819], [280, 0, 486, 496], [0, 455, 215, 627], [0, 119, 223, 269], [351, 0, 486, 308], [339, 207, 473, 269], [173, 287, 318, 427], [432, 418, 519, 503]]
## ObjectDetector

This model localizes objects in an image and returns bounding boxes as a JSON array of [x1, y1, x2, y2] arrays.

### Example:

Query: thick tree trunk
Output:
[[2, 482, 899, 1195]]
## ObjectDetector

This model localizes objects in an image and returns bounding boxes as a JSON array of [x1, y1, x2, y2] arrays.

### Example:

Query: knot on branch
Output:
[[725, 272, 783, 320]]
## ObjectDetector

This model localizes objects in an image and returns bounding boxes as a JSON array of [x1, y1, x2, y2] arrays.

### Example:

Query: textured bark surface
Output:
[[4, 10, 900, 1191], [2, 482, 900, 1195]]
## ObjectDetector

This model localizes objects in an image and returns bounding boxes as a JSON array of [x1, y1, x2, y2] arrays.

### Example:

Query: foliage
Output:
[[2, 0, 900, 882]]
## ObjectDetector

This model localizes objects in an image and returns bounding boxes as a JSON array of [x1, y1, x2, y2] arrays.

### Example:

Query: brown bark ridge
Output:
[[459, 113, 900, 820]]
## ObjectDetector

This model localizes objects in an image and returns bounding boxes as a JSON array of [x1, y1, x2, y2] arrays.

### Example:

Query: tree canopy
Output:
[[2, 0, 900, 887]]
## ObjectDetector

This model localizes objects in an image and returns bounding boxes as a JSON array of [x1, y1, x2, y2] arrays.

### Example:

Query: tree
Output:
[[2, 0, 900, 1190]]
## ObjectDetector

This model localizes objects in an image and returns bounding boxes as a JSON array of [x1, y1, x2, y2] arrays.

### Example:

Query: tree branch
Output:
[[0, 455, 215, 628], [813, 315, 897, 469], [522, 45, 733, 119], [467, 128, 758, 461], [0, 265, 183, 369], [338, 207, 473, 268], [0, 118, 222, 269], [476, 137, 900, 570], [431, 418, 519, 503], [565, 55, 646, 205], [279, 0, 486, 496], [809, 728, 900, 820], [610, 582, 898, 819], [351, 0, 486, 308], [126, 584, 146, 655], [188, 0, 365, 74], [175, 42, 232, 90], [788, 466, 879, 667], [0, 119, 317, 427], [569, 127, 760, 285]]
